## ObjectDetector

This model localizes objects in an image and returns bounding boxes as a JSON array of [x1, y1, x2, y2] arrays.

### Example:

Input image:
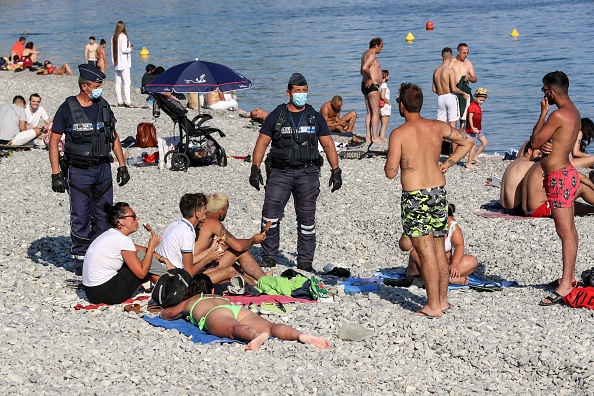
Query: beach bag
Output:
[[581, 267, 594, 287], [151, 268, 191, 308], [136, 122, 158, 148], [564, 287, 594, 310]]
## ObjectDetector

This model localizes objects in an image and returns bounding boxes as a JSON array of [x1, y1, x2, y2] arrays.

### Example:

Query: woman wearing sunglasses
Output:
[[82, 202, 171, 304]]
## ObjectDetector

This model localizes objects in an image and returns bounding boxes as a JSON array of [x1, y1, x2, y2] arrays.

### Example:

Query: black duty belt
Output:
[[70, 157, 111, 169], [270, 161, 318, 170]]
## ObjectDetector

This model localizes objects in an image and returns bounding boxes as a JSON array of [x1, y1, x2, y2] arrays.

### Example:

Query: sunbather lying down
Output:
[[160, 274, 330, 351], [239, 108, 269, 123]]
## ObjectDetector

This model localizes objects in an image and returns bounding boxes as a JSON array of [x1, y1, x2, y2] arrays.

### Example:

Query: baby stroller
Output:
[[151, 93, 227, 171]]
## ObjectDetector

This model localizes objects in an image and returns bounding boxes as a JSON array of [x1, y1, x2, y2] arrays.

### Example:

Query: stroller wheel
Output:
[[216, 147, 227, 167], [170, 152, 190, 172]]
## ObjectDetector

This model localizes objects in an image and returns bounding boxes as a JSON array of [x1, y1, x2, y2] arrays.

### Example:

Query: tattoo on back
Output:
[[402, 158, 415, 172]]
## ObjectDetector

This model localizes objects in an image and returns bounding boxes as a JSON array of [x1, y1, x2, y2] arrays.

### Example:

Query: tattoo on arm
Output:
[[446, 126, 454, 139], [459, 130, 468, 140], [402, 158, 415, 172], [386, 167, 398, 173], [447, 159, 455, 166]]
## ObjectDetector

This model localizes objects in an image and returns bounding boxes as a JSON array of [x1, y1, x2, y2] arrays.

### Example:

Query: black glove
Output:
[[51, 173, 67, 193], [329, 167, 342, 192], [249, 164, 264, 191], [117, 166, 130, 187]]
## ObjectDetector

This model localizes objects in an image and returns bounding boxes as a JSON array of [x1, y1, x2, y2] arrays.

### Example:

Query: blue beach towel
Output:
[[373, 270, 518, 291], [339, 276, 383, 294], [143, 316, 241, 344]]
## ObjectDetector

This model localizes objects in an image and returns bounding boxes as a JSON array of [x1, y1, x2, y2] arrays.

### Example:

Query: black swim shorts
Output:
[[361, 81, 380, 95]]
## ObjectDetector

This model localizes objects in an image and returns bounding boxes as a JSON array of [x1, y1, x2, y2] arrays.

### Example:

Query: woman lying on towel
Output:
[[399, 203, 478, 285], [160, 274, 330, 352], [82, 202, 173, 304]]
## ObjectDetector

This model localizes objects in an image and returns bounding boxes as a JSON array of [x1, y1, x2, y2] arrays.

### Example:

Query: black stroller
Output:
[[151, 93, 227, 171]]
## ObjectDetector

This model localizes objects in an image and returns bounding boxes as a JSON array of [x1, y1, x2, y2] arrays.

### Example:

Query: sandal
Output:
[[124, 303, 142, 314], [124, 103, 138, 108], [117, 103, 125, 107], [539, 291, 565, 306]]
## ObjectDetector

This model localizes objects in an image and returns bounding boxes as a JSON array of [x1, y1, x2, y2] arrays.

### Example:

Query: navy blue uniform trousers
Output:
[[67, 163, 113, 270], [261, 166, 320, 264]]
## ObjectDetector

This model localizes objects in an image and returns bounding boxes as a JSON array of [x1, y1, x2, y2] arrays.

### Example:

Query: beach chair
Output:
[[151, 93, 227, 171]]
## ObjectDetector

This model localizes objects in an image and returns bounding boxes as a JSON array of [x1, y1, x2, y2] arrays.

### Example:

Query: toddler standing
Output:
[[466, 87, 489, 168]]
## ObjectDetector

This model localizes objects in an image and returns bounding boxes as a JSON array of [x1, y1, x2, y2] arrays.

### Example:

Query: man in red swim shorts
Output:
[[531, 71, 581, 306]]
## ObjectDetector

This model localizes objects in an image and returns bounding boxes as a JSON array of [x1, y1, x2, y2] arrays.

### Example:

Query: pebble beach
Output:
[[1, 71, 594, 395]]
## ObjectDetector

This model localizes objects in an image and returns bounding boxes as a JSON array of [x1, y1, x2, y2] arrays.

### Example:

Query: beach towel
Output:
[[456, 76, 472, 119], [564, 287, 594, 310], [73, 295, 150, 310], [223, 294, 317, 306], [143, 316, 240, 344], [374, 269, 518, 291], [339, 276, 383, 294]]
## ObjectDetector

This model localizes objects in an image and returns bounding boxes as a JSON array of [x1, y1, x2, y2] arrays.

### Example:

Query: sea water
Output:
[[1, 0, 593, 153]]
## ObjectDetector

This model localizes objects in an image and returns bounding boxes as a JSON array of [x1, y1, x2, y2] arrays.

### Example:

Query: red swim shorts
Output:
[[543, 164, 580, 209], [525, 201, 551, 218]]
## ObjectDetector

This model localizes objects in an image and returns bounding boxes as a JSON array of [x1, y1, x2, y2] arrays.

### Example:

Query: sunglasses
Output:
[[541, 87, 554, 94], [121, 213, 138, 219]]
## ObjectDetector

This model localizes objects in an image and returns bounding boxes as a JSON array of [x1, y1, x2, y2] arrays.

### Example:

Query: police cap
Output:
[[78, 64, 105, 83], [288, 73, 307, 86]]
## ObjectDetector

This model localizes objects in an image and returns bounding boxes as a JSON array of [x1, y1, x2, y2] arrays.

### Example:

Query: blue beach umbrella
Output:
[[144, 59, 252, 93]]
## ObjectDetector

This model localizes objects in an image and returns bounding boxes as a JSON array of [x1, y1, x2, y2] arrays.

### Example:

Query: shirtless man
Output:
[[432, 47, 469, 129], [449, 43, 477, 131], [360, 37, 384, 143], [530, 71, 582, 306], [522, 161, 594, 218], [194, 193, 268, 285], [85, 36, 99, 68], [500, 140, 542, 214], [320, 96, 357, 133], [384, 83, 473, 317]]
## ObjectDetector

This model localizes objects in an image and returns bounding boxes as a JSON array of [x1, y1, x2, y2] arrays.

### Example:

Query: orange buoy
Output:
[[426, 21, 434, 30]]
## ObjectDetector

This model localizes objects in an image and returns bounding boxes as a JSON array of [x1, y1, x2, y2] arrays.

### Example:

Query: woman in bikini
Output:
[[96, 39, 108, 73], [160, 274, 330, 352]]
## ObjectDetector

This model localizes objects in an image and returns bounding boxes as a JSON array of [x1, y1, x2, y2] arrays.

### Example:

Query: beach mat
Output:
[[223, 294, 316, 306], [374, 270, 518, 291], [474, 210, 533, 220], [143, 316, 240, 344]]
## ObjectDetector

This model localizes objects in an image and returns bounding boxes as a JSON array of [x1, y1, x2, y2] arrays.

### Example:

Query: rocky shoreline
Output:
[[1, 71, 593, 395]]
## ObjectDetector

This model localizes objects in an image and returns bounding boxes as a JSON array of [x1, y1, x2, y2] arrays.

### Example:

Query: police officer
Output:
[[250, 73, 342, 272], [49, 64, 130, 276]]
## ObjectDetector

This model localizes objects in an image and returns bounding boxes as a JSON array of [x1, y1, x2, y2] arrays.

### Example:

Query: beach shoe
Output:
[[124, 103, 138, 108], [260, 301, 294, 315], [227, 275, 246, 295], [117, 103, 125, 107], [539, 291, 566, 306], [124, 304, 142, 314], [261, 257, 277, 268]]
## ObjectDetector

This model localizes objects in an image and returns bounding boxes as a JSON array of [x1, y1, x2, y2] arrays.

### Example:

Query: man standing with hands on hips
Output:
[[49, 64, 130, 276], [249, 73, 342, 272]]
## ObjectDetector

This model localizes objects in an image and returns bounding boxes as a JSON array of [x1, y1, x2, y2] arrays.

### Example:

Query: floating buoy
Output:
[[140, 47, 150, 56], [510, 29, 520, 37], [426, 21, 434, 30], [405, 32, 415, 42]]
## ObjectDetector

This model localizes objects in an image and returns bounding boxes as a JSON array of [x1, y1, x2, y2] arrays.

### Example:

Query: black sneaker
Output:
[[74, 267, 83, 276], [260, 257, 277, 268], [297, 262, 313, 272]]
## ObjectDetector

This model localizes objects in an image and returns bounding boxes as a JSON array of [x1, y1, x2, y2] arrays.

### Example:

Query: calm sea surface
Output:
[[1, 0, 593, 153]]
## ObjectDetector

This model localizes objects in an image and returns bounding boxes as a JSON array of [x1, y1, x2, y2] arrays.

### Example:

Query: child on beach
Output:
[[466, 87, 489, 168], [379, 69, 391, 140]]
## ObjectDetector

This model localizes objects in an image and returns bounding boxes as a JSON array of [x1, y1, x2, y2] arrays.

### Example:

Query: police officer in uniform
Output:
[[250, 73, 342, 272], [49, 64, 130, 276]]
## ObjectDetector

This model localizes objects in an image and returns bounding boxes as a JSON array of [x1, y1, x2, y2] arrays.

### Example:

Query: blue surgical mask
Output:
[[292, 93, 307, 107], [85, 85, 103, 99]]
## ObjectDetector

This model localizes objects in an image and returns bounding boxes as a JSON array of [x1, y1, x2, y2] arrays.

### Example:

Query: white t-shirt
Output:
[[0, 104, 27, 141], [25, 105, 49, 126], [155, 218, 196, 269], [83, 228, 137, 287], [380, 82, 391, 101]]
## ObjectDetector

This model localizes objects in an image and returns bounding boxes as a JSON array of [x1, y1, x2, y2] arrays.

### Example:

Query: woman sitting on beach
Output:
[[399, 203, 478, 285], [160, 274, 330, 352], [21, 42, 39, 67], [570, 117, 594, 169], [82, 202, 173, 304], [204, 89, 238, 111]]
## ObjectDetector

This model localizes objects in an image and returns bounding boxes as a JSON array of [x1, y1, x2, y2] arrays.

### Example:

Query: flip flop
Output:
[[469, 284, 503, 292], [412, 311, 440, 319], [124, 304, 142, 314], [539, 291, 565, 306]]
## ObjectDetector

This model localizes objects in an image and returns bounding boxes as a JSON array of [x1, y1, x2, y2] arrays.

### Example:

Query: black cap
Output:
[[288, 73, 307, 86], [78, 64, 105, 83]]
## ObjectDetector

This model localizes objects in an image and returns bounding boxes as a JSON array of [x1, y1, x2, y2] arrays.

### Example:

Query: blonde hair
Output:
[[206, 193, 229, 213]]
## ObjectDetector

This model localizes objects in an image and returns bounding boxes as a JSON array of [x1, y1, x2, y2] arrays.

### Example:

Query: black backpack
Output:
[[151, 268, 191, 308]]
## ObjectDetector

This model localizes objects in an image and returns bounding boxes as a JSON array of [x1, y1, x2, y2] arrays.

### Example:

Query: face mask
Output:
[[292, 93, 307, 107], [86, 85, 103, 99]]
